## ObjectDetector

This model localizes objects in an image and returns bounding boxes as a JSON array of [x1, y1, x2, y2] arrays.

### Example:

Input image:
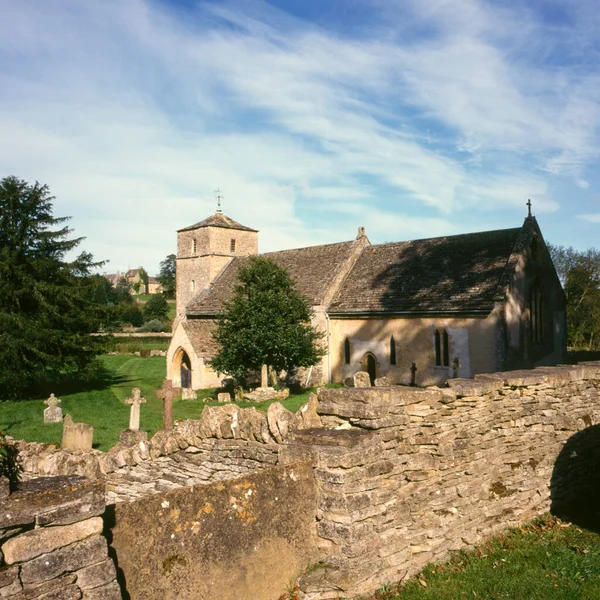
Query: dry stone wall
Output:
[[280, 363, 600, 598], [0, 475, 120, 599], [7, 365, 600, 599]]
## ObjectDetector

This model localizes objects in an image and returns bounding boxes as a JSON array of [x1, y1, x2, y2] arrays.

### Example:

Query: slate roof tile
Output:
[[178, 212, 258, 233], [186, 240, 358, 315], [181, 320, 219, 355], [328, 226, 525, 314]]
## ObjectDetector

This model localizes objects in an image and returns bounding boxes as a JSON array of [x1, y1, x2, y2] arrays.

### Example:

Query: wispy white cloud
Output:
[[0, 0, 598, 272]]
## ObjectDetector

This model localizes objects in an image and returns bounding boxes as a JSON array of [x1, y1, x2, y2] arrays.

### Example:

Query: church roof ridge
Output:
[[368, 225, 523, 250], [178, 212, 258, 233]]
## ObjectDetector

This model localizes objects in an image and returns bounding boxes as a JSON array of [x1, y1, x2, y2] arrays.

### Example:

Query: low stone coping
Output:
[[0, 475, 105, 530]]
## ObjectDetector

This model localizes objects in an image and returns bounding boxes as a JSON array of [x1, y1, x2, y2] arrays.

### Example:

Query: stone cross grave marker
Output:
[[410, 362, 418, 387], [43, 393, 63, 423], [125, 388, 146, 431], [155, 379, 180, 430]]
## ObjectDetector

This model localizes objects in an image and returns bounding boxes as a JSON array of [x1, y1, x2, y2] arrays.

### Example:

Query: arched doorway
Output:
[[361, 352, 377, 385], [173, 348, 192, 389]]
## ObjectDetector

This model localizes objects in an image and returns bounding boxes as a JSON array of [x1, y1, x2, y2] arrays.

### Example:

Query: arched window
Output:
[[530, 280, 544, 343], [435, 329, 450, 367], [390, 335, 396, 365], [344, 337, 351, 364], [190, 279, 195, 293]]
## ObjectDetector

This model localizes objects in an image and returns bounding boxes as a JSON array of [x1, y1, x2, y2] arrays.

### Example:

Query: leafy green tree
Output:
[[0, 176, 107, 398], [114, 276, 132, 303], [157, 254, 176, 298], [143, 293, 169, 321], [549, 244, 600, 349], [210, 256, 324, 383]]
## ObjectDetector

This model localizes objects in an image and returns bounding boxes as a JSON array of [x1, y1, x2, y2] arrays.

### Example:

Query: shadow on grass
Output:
[[28, 364, 131, 400], [551, 424, 600, 533]]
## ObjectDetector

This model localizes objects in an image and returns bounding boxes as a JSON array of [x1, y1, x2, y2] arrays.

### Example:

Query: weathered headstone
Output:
[[62, 415, 94, 451], [155, 379, 180, 431], [43, 394, 62, 424], [410, 362, 418, 387], [353, 371, 371, 388], [374, 376, 390, 387], [453, 357, 461, 379], [261, 364, 268, 388], [181, 388, 197, 400], [217, 392, 231, 403]]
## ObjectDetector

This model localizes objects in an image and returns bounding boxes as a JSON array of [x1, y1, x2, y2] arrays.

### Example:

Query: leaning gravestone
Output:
[[353, 371, 372, 388], [43, 394, 63, 423], [61, 415, 94, 451]]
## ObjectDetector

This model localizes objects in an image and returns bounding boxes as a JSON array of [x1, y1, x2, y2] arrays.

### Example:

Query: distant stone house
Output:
[[104, 268, 162, 294], [167, 210, 566, 390]]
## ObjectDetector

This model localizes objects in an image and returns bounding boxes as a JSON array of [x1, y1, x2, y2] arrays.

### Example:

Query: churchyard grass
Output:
[[366, 515, 600, 600], [0, 355, 322, 451]]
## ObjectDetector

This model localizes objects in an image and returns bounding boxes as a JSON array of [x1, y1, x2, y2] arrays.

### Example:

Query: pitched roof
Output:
[[186, 240, 359, 315], [328, 226, 526, 314], [178, 212, 258, 233], [181, 320, 219, 356]]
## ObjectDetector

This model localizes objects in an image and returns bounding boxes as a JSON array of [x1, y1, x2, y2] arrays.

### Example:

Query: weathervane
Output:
[[215, 188, 223, 213], [526, 198, 532, 218]]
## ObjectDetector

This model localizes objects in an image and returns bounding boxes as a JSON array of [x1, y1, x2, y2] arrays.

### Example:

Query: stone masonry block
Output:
[[0, 565, 22, 597], [74, 559, 117, 591], [81, 581, 122, 600], [20, 536, 108, 585], [0, 476, 105, 530], [2, 517, 103, 565]]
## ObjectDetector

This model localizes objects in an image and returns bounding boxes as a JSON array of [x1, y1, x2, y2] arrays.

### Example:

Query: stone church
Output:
[[166, 208, 566, 390]]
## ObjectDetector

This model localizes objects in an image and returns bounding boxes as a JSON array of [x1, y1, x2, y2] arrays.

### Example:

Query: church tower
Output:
[[175, 211, 258, 318]]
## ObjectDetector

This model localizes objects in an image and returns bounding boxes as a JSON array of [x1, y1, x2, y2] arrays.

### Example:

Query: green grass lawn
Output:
[[368, 515, 600, 600], [0, 355, 318, 451]]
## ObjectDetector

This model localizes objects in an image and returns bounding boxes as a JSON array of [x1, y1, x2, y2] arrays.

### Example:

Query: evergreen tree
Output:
[[0, 176, 107, 398], [210, 256, 324, 383], [157, 254, 176, 298], [143, 293, 169, 321]]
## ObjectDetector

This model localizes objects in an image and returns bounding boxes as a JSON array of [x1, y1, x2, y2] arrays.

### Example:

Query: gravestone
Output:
[[217, 392, 231, 403], [120, 388, 148, 445], [181, 388, 197, 400], [453, 357, 462, 379], [374, 376, 390, 387], [43, 394, 62, 424], [353, 371, 371, 388], [62, 415, 94, 451], [410, 362, 418, 386], [156, 379, 181, 430]]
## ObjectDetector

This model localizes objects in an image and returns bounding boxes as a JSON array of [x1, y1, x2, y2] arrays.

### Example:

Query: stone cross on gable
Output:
[[527, 198, 532, 218], [155, 379, 180, 430], [125, 388, 146, 432]]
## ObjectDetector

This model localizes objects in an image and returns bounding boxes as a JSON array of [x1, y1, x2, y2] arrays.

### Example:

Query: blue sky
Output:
[[1, 0, 599, 275]]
